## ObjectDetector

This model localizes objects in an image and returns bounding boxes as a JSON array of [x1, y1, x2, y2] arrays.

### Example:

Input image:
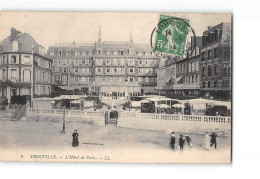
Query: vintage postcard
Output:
[[0, 12, 232, 163]]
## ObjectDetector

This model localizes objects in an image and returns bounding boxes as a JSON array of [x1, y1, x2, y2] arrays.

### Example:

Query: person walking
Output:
[[72, 130, 79, 147], [204, 132, 211, 150], [210, 132, 217, 149], [179, 134, 185, 151], [185, 135, 192, 148], [169, 132, 176, 150]]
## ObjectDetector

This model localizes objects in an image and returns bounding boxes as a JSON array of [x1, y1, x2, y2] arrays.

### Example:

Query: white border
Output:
[[1, 0, 260, 179]]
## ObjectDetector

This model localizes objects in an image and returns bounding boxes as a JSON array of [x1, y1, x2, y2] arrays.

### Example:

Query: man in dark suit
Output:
[[179, 134, 185, 151], [210, 132, 217, 149], [170, 132, 176, 150]]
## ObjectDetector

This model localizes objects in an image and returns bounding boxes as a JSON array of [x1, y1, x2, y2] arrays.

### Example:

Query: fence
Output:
[[119, 112, 231, 132], [120, 112, 231, 124], [27, 108, 231, 132], [27, 108, 105, 125], [28, 108, 105, 118]]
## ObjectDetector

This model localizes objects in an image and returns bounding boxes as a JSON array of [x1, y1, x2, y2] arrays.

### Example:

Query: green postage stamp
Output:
[[154, 14, 190, 56]]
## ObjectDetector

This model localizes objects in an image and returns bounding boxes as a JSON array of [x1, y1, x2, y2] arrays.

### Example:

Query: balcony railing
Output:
[[138, 82, 157, 86]]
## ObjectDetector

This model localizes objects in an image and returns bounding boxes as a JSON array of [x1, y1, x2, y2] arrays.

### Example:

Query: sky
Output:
[[0, 12, 231, 50]]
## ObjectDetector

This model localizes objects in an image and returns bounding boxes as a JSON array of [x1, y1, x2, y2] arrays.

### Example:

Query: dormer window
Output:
[[12, 41, 19, 51]]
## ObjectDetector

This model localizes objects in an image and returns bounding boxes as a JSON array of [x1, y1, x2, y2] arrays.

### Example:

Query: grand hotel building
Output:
[[47, 30, 159, 99]]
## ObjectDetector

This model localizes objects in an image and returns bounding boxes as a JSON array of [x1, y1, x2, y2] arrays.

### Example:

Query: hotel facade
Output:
[[47, 29, 159, 99]]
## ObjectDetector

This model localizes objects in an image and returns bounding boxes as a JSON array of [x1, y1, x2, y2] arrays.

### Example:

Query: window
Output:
[[214, 64, 218, 75], [75, 68, 78, 73], [2, 69, 6, 80], [62, 76, 67, 82], [130, 77, 134, 82], [214, 30, 218, 41], [208, 66, 212, 76], [66, 51, 70, 56], [11, 69, 18, 80], [217, 30, 222, 40], [41, 86, 46, 94], [202, 66, 206, 77], [119, 51, 124, 55], [203, 35, 208, 46], [58, 51, 62, 56], [23, 70, 31, 82], [2, 55, 7, 64], [202, 82, 206, 88], [107, 68, 110, 73], [97, 68, 101, 73], [208, 81, 211, 88], [53, 59, 59, 64], [213, 48, 218, 58], [61, 59, 67, 65], [114, 68, 117, 73], [208, 50, 212, 59], [129, 67, 134, 73], [214, 81, 218, 87], [202, 52, 206, 61], [139, 60, 142, 65], [43, 72, 47, 82], [11, 56, 17, 64], [49, 51, 55, 56]]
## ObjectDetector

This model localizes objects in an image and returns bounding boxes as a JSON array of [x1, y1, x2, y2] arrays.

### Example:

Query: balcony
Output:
[[138, 82, 157, 86], [172, 83, 200, 90], [137, 73, 157, 77]]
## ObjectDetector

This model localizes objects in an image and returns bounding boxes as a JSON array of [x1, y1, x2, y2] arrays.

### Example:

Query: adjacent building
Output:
[[173, 37, 202, 98], [156, 36, 202, 99], [0, 28, 53, 103], [47, 29, 159, 98], [155, 56, 177, 96], [200, 23, 231, 100]]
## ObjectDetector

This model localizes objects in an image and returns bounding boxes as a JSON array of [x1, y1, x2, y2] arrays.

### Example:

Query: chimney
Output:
[[207, 26, 213, 30], [10, 28, 22, 41]]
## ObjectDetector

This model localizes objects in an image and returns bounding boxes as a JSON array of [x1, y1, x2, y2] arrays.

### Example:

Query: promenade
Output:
[[0, 119, 231, 163]]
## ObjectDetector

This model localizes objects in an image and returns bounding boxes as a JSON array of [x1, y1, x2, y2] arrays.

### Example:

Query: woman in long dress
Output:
[[204, 132, 211, 150], [72, 130, 79, 147]]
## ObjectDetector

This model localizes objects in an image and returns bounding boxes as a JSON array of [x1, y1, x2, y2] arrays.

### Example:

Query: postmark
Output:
[[151, 14, 196, 59]]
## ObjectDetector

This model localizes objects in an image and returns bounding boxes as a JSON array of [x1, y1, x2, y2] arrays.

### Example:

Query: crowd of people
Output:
[[169, 131, 218, 151]]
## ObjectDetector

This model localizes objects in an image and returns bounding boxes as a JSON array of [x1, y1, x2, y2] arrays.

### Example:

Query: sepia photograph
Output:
[[0, 11, 232, 163]]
